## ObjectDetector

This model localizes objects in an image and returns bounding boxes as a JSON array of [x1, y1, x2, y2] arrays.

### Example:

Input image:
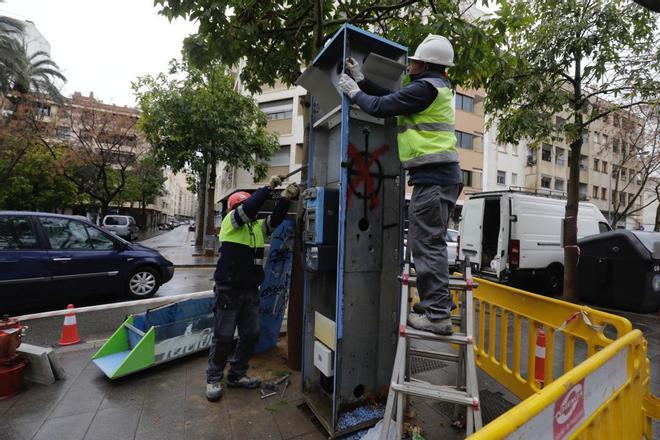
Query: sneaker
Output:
[[206, 382, 223, 402], [227, 375, 261, 389], [407, 313, 453, 335]]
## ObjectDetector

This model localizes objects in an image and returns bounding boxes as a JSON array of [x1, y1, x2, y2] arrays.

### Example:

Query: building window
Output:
[[260, 98, 293, 120], [456, 93, 474, 113], [593, 158, 599, 172], [511, 173, 518, 186], [542, 143, 552, 162], [628, 193, 634, 205], [511, 144, 519, 155], [601, 187, 607, 200], [602, 161, 608, 174], [497, 170, 506, 185], [555, 178, 565, 191], [455, 131, 474, 149], [620, 192, 626, 204], [541, 176, 552, 189], [56, 126, 71, 139], [620, 168, 627, 181], [461, 170, 472, 187], [612, 190, 617, 202], [593, 185, 599, 199], [579, 155, 588, 171], [579, 183, 588, 199], [613, 138, 619, 153], [602, 134, 608, 146], [269, 146, 290, 166], [556, 116, 566, 126], [555, 147, 565, 166], [37, 103, 51, 117], [527, 148, 537, 166]]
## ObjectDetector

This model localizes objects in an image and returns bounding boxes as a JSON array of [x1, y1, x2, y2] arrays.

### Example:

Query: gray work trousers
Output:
[[409, 184, 461, 321], [206, 285, 260, 384]]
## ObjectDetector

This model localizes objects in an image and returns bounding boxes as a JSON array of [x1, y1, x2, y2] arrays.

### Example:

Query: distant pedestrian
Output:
[[206, 176, 299, 402]]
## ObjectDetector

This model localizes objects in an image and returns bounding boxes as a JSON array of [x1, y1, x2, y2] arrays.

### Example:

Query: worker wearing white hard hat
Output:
[[338, 34, 461, 336]]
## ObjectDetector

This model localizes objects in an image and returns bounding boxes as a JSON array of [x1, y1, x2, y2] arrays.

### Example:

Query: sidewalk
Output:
[[1, 341, 324, 440]]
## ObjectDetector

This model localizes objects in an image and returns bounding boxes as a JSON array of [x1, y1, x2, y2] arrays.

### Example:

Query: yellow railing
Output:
[[457, 278, 657, 439]]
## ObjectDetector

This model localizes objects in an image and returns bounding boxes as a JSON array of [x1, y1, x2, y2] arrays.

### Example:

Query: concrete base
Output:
[[17, 343, 66, 385]]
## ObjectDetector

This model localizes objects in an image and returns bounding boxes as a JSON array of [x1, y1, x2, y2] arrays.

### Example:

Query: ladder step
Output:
[[410, 348, 460, 363], [391, 381, 479, 408], [401, 276, 478, 290], [403, 327, 472, 345]]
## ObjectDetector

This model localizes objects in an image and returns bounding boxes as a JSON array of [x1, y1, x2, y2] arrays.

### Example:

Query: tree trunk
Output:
[[563, 139, 582, 301], [203, 162, 217, 256], [100, 201, 110, 219], [206, 162, 217, 237], [195, 172, 206, 246], [655, 203, 660, 232]]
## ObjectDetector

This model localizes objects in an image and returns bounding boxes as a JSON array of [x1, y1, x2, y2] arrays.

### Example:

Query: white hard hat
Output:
[[408, 34, 454, 67]]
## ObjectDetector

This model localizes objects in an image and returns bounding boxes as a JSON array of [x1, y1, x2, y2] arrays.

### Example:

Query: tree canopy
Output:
[[485, 0, 660, 298], [133, 60, 278, 179], [154, 0, 508, 93]]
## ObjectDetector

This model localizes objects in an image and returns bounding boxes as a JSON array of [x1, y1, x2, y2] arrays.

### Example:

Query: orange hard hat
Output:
[[228, 191, 250, 210]]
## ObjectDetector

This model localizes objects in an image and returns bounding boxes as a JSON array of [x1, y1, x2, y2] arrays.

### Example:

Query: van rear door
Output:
[[459, 198, 484, 269], [493, 196, 510, 277]]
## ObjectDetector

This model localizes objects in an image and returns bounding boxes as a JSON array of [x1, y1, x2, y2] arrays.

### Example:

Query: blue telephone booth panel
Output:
[[297, 24, 406, 437]]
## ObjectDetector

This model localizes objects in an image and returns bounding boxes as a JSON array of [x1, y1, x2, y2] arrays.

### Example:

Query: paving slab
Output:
[[33, 411, 96, 440]]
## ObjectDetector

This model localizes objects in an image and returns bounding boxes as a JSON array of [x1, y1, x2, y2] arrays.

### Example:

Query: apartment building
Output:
[[214, 80, 306, 208], [484, 107, 645, 229]]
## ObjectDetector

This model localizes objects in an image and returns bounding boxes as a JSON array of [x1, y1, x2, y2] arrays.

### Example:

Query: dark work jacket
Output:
[[213, 186, 289, 290]]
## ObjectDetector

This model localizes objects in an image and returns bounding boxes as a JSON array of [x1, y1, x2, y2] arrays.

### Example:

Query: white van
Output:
[[457, 191, 611, 293]]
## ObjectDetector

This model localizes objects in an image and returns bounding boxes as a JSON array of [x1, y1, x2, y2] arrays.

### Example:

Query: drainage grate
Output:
[[433, 389, 516, 425], [410, 356, 448, 375]]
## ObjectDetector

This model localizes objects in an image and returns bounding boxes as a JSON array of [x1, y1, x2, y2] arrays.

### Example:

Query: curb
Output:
[[54, 338, 108, 354]]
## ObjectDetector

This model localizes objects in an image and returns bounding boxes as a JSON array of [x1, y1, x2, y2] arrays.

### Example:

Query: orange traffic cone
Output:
[[534, 329, 546, 387], [59, 304, 81, 346]]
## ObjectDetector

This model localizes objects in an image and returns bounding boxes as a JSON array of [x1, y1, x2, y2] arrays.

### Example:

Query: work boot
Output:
[[227, 375, 261, 389], [206, 382, 223, 402], [407, 313, 453, 335]]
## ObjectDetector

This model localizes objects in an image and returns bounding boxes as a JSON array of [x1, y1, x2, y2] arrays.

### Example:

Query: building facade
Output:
[[214, 80, 306, 208], [483, 107, 645, 229]]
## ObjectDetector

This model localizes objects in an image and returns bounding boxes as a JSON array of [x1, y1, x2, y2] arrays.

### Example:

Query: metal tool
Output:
[[260, 388, 278, 399], [273, 373, 290, 385], [278, 165, 307, 181], [281, 379, 289, 398]]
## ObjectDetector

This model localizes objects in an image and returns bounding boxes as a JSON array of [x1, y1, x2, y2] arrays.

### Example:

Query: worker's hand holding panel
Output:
[[345, 57, 364, 82], [280, 183, 300, 200], [338, 73, 360, 98]]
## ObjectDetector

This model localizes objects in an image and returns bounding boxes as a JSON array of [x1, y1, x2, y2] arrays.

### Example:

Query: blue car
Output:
[[0, 211, 175, 313]]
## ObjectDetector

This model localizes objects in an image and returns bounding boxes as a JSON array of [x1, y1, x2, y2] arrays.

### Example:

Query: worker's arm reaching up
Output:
[[339, 56, 438, 118], [230, 176, 299, 235]]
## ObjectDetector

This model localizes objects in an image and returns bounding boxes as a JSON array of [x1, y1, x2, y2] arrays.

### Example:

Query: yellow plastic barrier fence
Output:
[[455, 278, 658, 439]]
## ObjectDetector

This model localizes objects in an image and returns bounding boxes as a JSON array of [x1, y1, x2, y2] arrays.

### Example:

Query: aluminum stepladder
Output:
[[380, 254, 482, 439]]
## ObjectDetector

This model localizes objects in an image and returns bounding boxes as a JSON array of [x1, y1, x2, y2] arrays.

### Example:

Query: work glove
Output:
[[338, 73, 360, 99], [280, 183, 300, 200], [345, 57, 364, 82], [268, 175, 282, 189]]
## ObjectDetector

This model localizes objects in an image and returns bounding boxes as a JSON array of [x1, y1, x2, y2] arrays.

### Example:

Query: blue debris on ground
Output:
[[336, 405, 385, 432]]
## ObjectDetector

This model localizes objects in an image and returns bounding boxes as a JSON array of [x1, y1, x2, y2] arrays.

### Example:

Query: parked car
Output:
[[0, 211, 175, 312], [188, 221, 196, 232], [458, 190, 611, 294], [102, 215, 138, 241]]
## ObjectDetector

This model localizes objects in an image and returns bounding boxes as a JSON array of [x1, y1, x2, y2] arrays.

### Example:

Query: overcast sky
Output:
[[1, 0, 198, 107]]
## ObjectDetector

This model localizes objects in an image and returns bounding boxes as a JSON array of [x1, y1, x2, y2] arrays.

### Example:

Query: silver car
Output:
[[102, 215, 138, 241]]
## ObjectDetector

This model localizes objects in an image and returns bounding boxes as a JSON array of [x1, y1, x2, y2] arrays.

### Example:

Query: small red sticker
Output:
[[553, 380, 585, 440]]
